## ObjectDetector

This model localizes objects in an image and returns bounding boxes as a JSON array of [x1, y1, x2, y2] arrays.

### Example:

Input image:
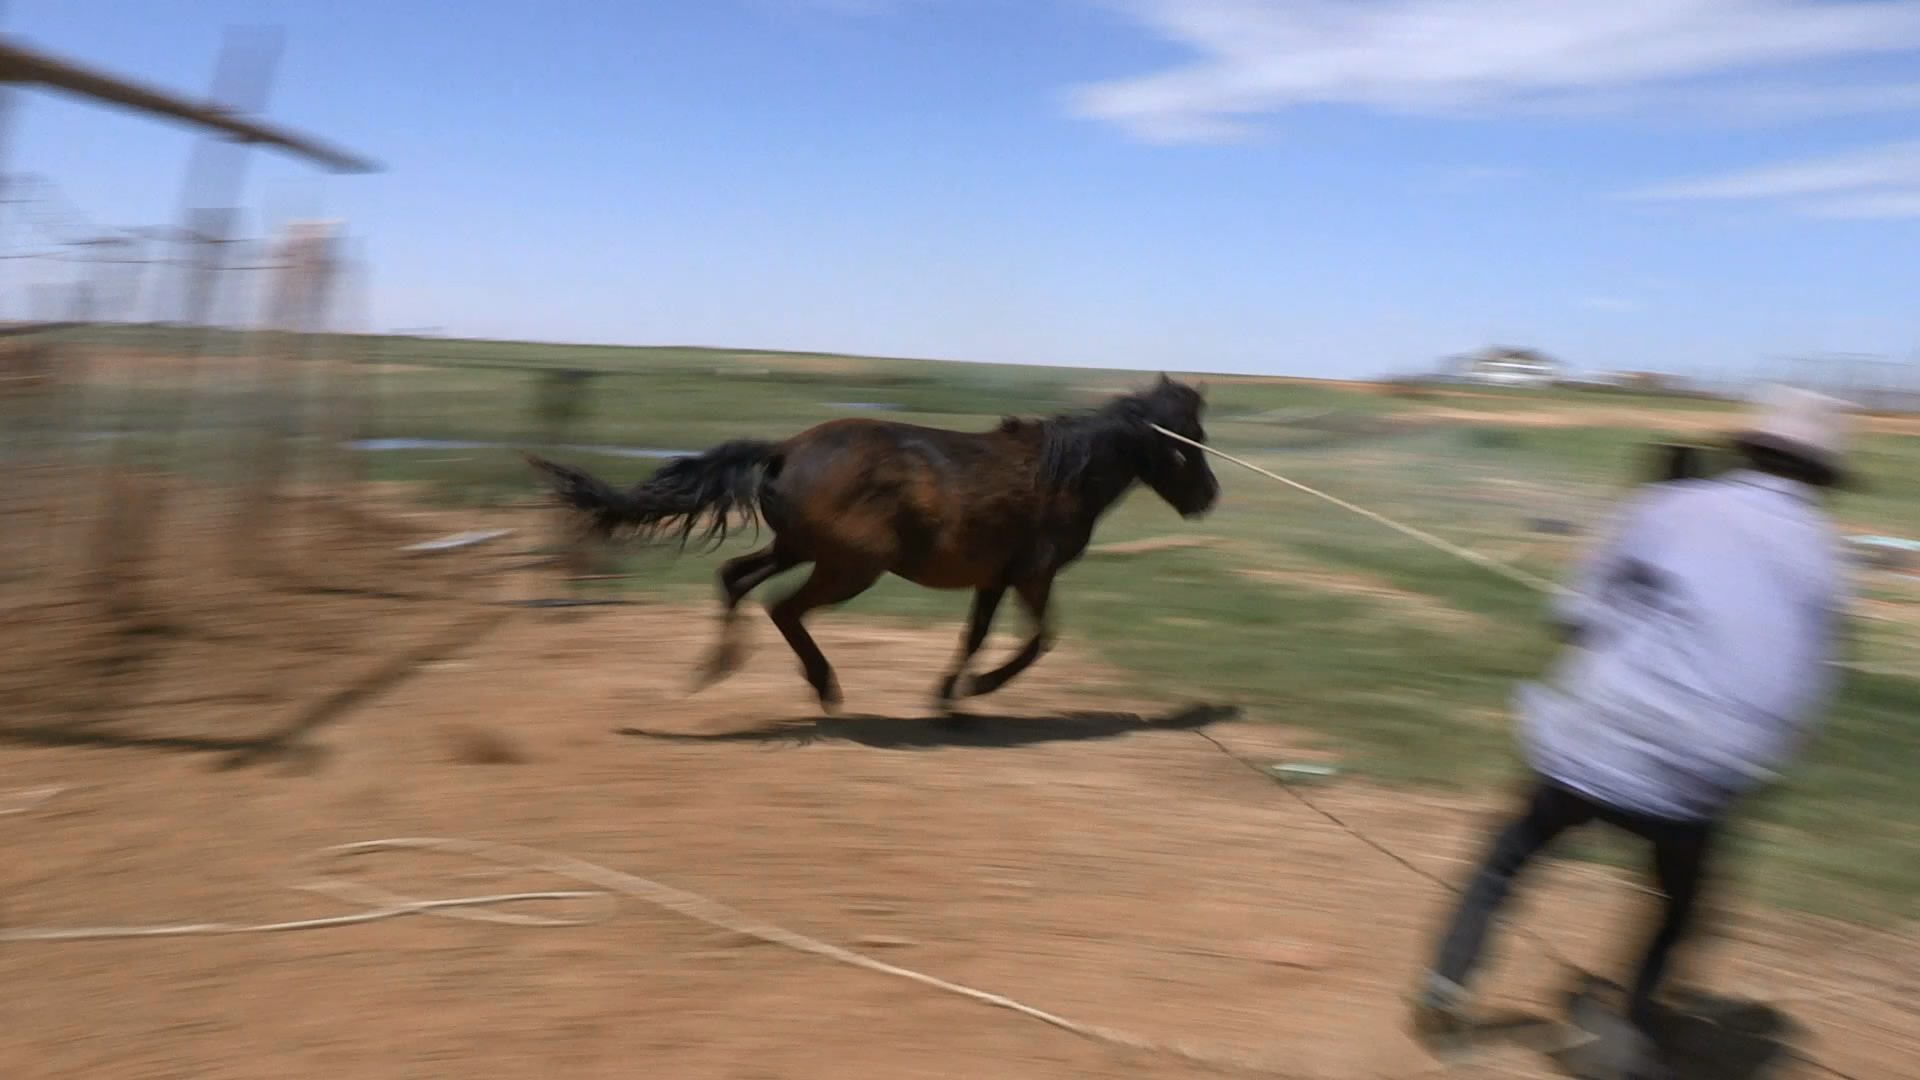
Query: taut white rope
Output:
[[1150, 424, 1561, 596]]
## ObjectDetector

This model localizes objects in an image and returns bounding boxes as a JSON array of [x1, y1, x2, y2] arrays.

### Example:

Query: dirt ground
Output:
[[2, 500, 1916, 1080]]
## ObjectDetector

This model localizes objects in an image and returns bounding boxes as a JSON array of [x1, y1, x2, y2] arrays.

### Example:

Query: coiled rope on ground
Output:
[[0, 786, 1383, 1078]]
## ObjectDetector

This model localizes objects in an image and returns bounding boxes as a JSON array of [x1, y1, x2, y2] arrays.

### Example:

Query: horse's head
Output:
[[1128, 374, 1219, 519]]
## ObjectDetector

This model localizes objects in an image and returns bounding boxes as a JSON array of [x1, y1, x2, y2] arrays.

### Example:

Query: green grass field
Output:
[[39, 328, 1920, 923]]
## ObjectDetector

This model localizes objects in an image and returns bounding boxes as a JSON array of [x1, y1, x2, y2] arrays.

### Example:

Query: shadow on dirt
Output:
[[0, 724, 260, 755], [1547, 973, 1805, 1080], [1426, 971, 1805, 1080], [617, 702, 1240, 750], [0, 722, 331, 775], [1, 609, 511, 775]]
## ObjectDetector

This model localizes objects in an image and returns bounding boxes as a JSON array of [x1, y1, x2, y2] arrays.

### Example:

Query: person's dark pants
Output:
[[1429, 774, 1720, 1029]]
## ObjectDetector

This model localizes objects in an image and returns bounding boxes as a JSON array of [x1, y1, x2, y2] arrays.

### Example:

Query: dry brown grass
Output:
[[1087, 534, 1228, 557], [1234, 564, 1487, 632]]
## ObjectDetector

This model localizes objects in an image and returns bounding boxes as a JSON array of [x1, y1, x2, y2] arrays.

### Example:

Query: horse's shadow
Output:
[[617, 702, 1240, 751]]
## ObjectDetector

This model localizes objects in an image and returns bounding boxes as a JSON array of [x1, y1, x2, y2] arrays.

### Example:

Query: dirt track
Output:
[[1, 485, 1915, 1079]]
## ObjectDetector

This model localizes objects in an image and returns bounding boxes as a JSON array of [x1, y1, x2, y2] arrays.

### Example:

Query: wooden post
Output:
[[87, 29, 281, 614], [233, 220, 336, 572], [313, 234, 364, 496]]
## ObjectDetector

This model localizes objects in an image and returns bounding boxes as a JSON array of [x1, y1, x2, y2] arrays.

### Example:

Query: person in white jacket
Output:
[[1409, 385, 1856, 1075]]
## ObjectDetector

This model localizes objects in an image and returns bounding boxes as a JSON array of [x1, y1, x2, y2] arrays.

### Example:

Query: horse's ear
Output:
[[1156, 372, 1174, 388]]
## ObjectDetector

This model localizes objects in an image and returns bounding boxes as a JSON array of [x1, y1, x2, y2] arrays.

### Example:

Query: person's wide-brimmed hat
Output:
[[1731, 384, 1856, 483]]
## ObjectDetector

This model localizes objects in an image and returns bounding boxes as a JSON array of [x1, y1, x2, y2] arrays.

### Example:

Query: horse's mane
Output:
[[1028, 390, 1160, 494]]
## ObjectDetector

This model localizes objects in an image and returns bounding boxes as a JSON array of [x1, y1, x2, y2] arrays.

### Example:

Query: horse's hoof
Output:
[[687, 643, 744, 696], [686, 666, 724, 696], [931, 675, 962, 710], [816, 681, 843, 715]]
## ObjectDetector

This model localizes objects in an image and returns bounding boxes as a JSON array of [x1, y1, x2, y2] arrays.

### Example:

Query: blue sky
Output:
[[8, 0, 1920, 377]]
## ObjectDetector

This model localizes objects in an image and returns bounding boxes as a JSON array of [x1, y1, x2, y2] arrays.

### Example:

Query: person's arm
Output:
[[1551, 487, 1663, 644], [1699, 528, 1851, 797]]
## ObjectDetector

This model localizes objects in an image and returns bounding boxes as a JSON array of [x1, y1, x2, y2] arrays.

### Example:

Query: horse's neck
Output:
[[1092, 467, 1139, 511], [1022, 421, 1138, 538], [1066, 467, 1138, 531]]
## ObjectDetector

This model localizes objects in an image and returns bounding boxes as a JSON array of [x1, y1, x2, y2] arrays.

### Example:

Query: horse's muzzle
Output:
[[1181, 489, 1221, 519]]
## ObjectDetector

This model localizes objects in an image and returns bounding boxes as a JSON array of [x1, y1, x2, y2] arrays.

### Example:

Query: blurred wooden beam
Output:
[[0, 36, 378, 174]]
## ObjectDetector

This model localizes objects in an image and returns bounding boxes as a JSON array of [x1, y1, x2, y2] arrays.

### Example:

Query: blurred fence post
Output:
[[316, 241, 367, 496], [530, 367, 595, 448], [0, 330, 58, 584], [22, 281, 89, 580], [232, 219, 338, 571]]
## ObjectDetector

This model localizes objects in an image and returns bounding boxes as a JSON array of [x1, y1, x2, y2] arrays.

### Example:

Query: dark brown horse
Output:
[[524, 375, 1219, 713]]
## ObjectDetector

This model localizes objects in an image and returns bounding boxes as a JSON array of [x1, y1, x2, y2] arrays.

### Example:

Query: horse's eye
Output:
[[1171, 449, 1188, 468]]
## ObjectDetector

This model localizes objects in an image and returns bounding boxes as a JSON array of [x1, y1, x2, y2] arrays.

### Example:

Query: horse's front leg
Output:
[[933, 585, 1005, 712], [961, 575, 1054, 699]]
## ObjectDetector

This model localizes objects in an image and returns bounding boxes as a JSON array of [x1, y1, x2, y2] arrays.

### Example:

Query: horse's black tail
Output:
[[523, 438, 780, 550]]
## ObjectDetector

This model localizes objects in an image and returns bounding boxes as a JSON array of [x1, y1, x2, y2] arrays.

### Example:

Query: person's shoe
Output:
[[1406, 974, 1472, 1051], [1559, 988, 1665, 1080]]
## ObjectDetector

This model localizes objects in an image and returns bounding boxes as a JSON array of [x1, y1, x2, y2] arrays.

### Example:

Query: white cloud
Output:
[[1424, 163, 1535, 193], [1807, 191, 1920, 219], [1070, 0, 1920, 142], [1628, 140, 1920, 200], [1669, 80, 1920, 124], [1626, 140, 1920, 218]]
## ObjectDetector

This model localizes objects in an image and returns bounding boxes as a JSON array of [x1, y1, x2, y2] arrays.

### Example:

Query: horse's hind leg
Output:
[[692, 542, 799, 692], [933, 585, 1005, 711], [962, 575, 1055, 699], [766, 561, 881, 713]]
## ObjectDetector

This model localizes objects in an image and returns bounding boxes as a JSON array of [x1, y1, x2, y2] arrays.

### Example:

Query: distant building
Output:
[[1456, 346, 1563, 387]]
